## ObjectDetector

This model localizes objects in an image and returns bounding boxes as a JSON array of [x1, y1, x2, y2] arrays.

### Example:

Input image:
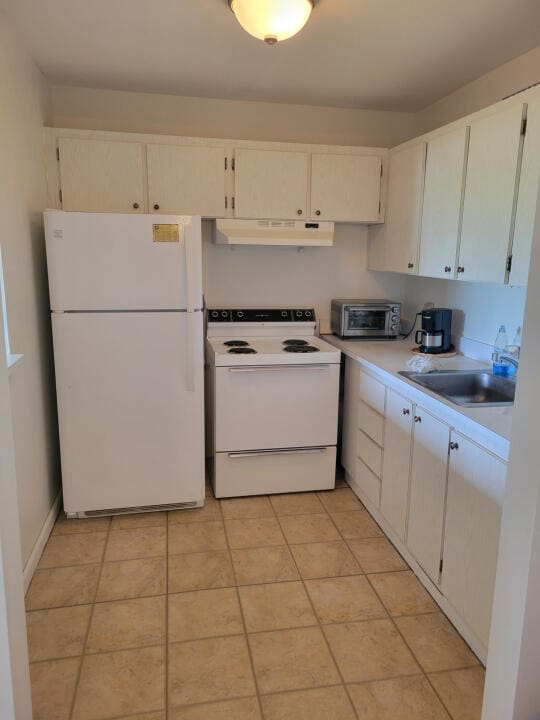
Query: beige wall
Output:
[[49, 85, 417, 148], [202, 222, 406, 327], [416, 46, 540, 134], [0, 17, 59, 566]]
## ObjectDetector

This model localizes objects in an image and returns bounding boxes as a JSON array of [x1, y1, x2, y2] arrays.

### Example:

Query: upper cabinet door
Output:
[[58, 138, 145, 213], [418, 126, 469, 279], [147, 144, 227, 218], [310, 154, 382, 222], [458, 104, 524, 283], [509, 98, 540, 286], [234, 148, 309, 220], [368, 143, 427, 274]]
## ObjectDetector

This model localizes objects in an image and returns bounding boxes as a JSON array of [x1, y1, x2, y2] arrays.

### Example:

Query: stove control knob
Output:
[[296, 310, 303, 317], [281, 311, 288, 317], [221, 311, 229, 319], [237, 311, 244, 318], [305, 310, 312, 318], [210, 311, 219, 319]]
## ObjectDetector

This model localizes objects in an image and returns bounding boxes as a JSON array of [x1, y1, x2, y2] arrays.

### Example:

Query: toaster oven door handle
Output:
[[227, 364, 332, 373], [228, 448, 328, 459]]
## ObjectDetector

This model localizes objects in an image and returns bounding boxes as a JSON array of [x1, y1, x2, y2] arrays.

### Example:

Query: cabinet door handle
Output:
[[153, 203, 160, 210], [444, 266, 452, 273], [297, 209, 303, 215], [414, 415, 422, 423], [402, 408, 410, 415], [449, 441, 459, 451], [408, 262, 414, 269], [457, 266, 465, 274], [315, 210, 321, 216], [132, 202, 140, 209]]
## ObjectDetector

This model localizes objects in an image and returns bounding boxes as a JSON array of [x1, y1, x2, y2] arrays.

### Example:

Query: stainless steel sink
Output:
[[398, 370, 515, 407]]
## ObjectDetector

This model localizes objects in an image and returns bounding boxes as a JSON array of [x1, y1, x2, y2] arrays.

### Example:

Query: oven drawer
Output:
[[214, 446, 337, 498], [358, 371, 386, 415], [357, 400, 384, 446], [357, 429, 383, 478], [214, 364, 340, 452]]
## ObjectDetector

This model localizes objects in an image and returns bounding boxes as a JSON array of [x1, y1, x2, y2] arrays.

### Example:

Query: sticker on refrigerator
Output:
[[153, 224, 180, 243]]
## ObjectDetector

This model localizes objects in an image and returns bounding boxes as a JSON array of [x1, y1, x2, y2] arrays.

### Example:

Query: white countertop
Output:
[[322, 335, 513, 455]]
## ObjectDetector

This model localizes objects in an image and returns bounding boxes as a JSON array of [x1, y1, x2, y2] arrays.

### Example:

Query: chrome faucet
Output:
[[499, 354, 520, 370]]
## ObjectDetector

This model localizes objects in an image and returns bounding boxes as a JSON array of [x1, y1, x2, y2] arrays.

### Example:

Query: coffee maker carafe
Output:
[[415, 308, 453, 354]]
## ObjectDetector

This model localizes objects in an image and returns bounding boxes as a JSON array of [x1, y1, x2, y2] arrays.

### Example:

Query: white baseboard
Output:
[[23, 491, 62, 593]]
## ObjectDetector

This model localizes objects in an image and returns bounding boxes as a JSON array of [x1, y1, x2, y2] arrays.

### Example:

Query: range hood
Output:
[[214, 219, 334, 246]]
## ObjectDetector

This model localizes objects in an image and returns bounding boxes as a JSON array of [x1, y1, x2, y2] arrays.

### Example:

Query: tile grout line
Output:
[[165, 511, 170, 720], [274, 500, 362, 720], [218, 497, 266, 720], [66, 515, 112, 720]]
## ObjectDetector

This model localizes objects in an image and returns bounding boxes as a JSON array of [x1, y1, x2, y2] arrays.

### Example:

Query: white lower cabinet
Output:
[[407, 407, 451, 584], [442, 433, 506, 647], [341, 357, 507, 658], [380, 389, 413, 541]]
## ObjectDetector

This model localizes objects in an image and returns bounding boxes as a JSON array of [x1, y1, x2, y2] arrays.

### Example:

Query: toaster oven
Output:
[[331, 299, 401, 339]]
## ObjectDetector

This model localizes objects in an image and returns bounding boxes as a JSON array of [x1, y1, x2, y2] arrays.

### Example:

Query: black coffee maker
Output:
[[415, 308, 454, 354]]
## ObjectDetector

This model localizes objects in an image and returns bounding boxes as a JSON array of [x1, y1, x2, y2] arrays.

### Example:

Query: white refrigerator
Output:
[[45, 211, 205, 517]]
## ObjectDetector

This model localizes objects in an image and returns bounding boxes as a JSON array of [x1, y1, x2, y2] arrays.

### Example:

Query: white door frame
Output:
[[0, 291, 32, 717]]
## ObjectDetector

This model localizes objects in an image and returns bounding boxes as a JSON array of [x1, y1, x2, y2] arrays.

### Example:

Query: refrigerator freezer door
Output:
[[45, 211, 203, 311], [52, 311, 205, 514]]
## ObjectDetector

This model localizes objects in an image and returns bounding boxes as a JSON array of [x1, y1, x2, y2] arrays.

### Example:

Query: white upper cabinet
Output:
[[442, 433, 506, 647], [368, 143, 427, 274], [58, 138, 145, 213], [310, 154, 382, 222], [406, 407, 450, 584], [234, 148, 309, 220], [509, 98, 540, 286], [146, 144, 227, 217], [458, 104, 524, 283], [418, 126, 469, 279]]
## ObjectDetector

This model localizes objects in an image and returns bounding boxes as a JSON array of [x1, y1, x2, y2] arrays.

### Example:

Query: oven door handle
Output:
[[228, 447, 328, 459], [227, 364, 332, 373]]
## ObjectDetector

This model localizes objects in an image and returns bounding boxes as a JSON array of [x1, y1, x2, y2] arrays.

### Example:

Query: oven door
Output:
[[344, 306, 390, 336], [214, 363, 340, 452]]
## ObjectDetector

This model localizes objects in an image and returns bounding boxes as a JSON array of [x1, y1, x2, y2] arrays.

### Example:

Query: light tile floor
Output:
[[26, 479, 485, 720]]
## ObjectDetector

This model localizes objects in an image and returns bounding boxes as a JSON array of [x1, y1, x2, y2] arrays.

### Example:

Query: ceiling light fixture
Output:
[[228, 0, 316, 46]]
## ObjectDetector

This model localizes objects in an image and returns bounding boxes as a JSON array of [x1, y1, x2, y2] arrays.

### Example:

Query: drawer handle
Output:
[[414, 415, 422, 423], [402, 408, 410, 415], [228, 447, 327, 459], [227, 364, 331, 373], [449, 441, 459, 451]]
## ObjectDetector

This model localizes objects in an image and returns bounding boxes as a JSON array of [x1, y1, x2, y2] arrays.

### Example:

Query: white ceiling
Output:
[[2, 0, 540, 111]]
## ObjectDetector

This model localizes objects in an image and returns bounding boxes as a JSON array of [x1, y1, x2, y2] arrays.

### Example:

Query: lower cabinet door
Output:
[[442, 433, 506, 647], [381, 389, 413, 541], [406, 407, 450, 583]]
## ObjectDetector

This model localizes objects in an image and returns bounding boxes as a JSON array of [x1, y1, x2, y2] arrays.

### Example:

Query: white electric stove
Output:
[[205, 308, 341, 498]]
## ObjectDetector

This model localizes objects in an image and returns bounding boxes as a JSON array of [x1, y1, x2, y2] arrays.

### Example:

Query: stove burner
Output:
[[283, 339, 309, 346], [283, 345, 320, 353], [228, 347, 257, 354], [223, 340, 249, 347]]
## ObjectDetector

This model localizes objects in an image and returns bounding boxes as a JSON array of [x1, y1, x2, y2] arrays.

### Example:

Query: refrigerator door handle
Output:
[[184, 222, 196, 313], [185, 311, 197, 393]]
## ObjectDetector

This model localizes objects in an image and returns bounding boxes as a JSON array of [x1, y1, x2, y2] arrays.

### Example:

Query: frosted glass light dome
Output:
[[229, 0, 314, 45]]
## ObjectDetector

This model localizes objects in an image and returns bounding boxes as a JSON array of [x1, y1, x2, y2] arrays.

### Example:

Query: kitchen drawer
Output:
[[213, 446, 337, 498], [357, 400, 384, 446], [355, 456, 381, 508], [358, 371, 386, 415], [357, 429, 383, 478]]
